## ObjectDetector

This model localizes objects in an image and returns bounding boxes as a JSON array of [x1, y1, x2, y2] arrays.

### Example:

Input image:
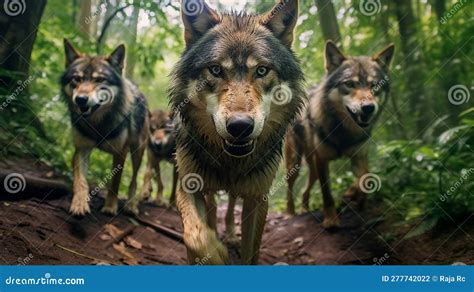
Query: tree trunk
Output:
[[76, 0, 92, 38], [394, 0, 428, 136], [315, 0, 342, 45], [125, 3, 140, 78], [0, 0, 47, 88]]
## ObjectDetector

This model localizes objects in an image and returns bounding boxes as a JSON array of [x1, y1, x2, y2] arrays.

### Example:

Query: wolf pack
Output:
[[61, 0, 394, 264]]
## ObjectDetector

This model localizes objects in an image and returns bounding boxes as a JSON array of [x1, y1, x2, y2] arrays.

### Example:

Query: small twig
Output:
[[55, 243, 114, 264], [133, 215, 183, 243], [104, 225, 136, 249]]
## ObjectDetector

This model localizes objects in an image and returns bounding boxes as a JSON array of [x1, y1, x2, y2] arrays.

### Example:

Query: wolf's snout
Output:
[[75, 95, 89, 107], [226, 114, 254, 139], [361, 104, 375, 115]]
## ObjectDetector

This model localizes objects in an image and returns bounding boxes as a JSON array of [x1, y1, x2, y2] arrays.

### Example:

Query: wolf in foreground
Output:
[[169, 0, 305, 264]]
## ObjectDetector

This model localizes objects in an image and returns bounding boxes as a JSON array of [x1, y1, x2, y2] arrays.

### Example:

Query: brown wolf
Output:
[[285, 41, 394, 228], [140, 109, 178, 206], [170, 0, 305, 264], [61, 39, 149, 216]]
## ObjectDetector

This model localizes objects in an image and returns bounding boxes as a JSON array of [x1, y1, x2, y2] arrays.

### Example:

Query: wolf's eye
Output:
[[95, 77, 106, 83], [209, 65, 223, 78], [71, 76, 82, 85], [256, 66, 269, 78], [343, 80, 356, 88]]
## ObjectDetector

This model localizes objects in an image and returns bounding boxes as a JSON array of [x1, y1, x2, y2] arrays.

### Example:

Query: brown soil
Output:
[[0, 159, 472, 265]]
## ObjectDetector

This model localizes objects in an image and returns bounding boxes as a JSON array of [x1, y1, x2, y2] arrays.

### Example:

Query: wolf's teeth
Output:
[[224, 140, 254, 148]]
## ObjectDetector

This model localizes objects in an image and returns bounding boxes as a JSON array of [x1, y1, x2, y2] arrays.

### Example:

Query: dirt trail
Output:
[[0, 159, 472, 265]]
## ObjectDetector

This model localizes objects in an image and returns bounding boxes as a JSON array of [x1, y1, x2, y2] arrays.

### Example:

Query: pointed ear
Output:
[[181, 0, 220, 47], [107, 44, 126, 73], [325, 40, 346, 72], [373, 44, 395, 70], [64, 39, 81, 67], [261, 0, 299, 47]]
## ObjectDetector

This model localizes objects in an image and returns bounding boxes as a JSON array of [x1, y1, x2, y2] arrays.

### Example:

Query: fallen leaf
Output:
[[104, 224, 122, 238], [124, 236, 142, 250]]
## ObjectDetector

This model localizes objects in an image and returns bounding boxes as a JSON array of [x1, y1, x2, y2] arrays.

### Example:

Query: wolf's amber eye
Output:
[[209, 65, 223, 78], [256, 66, 269, 78]]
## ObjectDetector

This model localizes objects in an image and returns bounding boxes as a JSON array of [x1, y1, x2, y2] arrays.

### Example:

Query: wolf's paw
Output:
[[223, 234, 240, 247], [69, 196, 90, 216], [155, 197, 168, 208], [186, 227, 229, 265], [124, 203, 139, 216], [322, 216, 341, 230], [140, 191, 151, 201], [101, 204, 118, 216], [300, 205, 310, 214]]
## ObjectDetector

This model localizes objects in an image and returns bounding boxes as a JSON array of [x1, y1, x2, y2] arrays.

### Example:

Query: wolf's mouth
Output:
[[346, 106, 371, 128], [79, 105, 100, 117], [222, 139, 256, 158]]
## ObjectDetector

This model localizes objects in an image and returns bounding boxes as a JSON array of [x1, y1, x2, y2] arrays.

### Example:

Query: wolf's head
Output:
[[60, 39, 126, 118], [323, 41, 394, 128], [149, 109, 176, 156], [170, 0, 305, 158]]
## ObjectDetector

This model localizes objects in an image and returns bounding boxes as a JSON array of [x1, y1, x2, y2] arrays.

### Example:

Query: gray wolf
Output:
[[170, 0, 305, 264], [61, 39, 149, 216], [285, 41, 394, 228], [140, 109, 178, 206]]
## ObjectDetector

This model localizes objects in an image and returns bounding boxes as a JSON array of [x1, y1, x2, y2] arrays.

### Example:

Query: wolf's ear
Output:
[[64, 39, 81, 67], [373, 44, 395, 70], [107, 44, 126, 73], [181, 0, 220, 47], [325, 40, 346, 72], [261, 0, 299, 47]]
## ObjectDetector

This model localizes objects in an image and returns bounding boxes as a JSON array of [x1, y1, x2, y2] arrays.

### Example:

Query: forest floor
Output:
[[0, 158, 472, 265]]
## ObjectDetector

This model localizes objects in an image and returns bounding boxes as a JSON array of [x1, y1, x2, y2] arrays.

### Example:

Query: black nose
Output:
[[361, 104, 375, 115], [226, 114, 254, 139], [75, 95, 89, 107]]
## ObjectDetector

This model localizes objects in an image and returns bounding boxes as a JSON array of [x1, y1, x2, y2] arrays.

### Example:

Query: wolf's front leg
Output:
[[102, 152, 126, 215], [70, 148, 92, 215], [345, 152, 369, 208], [177, 189, 229, 265], [241, 196, 268, 264]]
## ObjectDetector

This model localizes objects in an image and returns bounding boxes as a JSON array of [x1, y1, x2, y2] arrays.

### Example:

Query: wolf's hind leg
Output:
[[70, 148, 92, 215], [177, 189, 229, 265], [140, 150, 153, 201], [285, 132, 302, 215], [224, 195, 239, 245]]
